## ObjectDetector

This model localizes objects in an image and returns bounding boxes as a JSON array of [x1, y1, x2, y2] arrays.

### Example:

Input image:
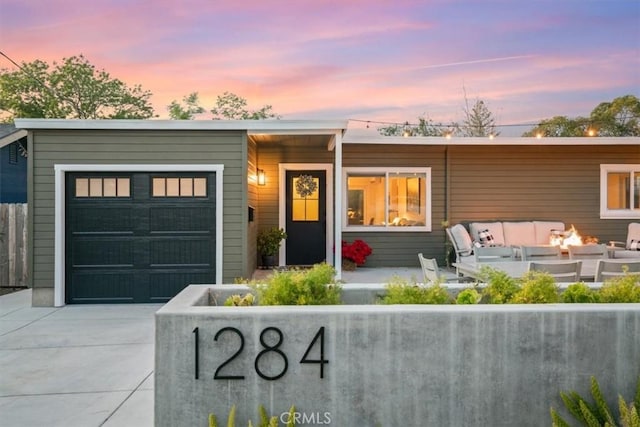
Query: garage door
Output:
[[66, 172, 216, 304]]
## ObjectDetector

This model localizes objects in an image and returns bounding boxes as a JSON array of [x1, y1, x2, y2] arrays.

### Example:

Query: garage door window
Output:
[[152, 177, 207, 197], [75, 177, 130, 197]]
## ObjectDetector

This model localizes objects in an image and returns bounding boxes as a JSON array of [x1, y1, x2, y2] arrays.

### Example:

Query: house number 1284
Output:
[[192, 326, 328, 381]]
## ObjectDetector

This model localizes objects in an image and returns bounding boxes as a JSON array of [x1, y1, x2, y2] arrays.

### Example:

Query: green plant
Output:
[[456, 287, 481, 304], [561, 282, 600, 303], [224, 293, 255, 306], [511, 270, 560, 304], [253, 263, 341, 305], [209, 404, 296, 427], [550, 375, 640, 427], [257, 227, 287, 256], [479, 266, 520, 304], [381, 276, 452, 304], [598, 271, 640, 303]]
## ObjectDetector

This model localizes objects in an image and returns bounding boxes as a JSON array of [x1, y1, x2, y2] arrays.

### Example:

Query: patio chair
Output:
[[418, 253, 458, 284], [567, 244, 609, 260], [594, 259, 640, 282], [445, 225, 474, 263], [474, 246, 515, 262], [528, 261, 582, 282], [608, 222, 640, 259], [521, 245, 562, 261]]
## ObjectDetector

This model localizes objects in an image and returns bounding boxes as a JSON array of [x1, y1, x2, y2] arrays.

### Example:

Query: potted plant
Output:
[[341, 239, 372, 271], [257, 227, 287, 267]]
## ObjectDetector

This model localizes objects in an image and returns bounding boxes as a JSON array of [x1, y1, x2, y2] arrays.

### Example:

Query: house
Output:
[[14, 119, 640, 306], [0, 124, 28, 203]]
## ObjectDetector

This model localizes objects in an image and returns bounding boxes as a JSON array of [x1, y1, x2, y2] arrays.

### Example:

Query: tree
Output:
[[589, 94, 640, 136], [0, 55, 154, 120], [461, 95, 500, 137], [377, 116, 447, 136], [523, 95, 640, 137], [522, 116, 590, 137], [167, 92, 205, 120], [210, 91, 280, 120]]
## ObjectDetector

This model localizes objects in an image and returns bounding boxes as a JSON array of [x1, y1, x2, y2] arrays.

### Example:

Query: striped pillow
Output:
[[478, 229, 496, 246], [630, 240, 640, 250]]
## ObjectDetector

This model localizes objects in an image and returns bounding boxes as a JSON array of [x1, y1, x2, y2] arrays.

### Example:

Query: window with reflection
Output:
[[601, 165, 640, 218], [152, 177, 207, 197], [75, 177, 130, 198], [345, 168, 431, 230], [292, 175, 320, 221]]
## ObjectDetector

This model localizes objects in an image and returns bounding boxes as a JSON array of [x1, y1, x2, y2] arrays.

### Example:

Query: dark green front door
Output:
[[66, 172, 216, 304]]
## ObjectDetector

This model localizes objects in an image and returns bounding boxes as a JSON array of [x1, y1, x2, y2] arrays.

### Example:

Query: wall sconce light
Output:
[[257, 169, 266, 186]]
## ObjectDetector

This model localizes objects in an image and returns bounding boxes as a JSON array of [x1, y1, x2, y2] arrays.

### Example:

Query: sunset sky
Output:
[[1, 0, 639, 134]]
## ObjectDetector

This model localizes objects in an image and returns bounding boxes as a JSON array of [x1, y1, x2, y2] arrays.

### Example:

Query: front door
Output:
[[285, 170, 326, 265]]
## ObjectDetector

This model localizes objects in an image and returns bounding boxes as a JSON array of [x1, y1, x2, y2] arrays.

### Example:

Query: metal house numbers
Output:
[[192, 326, 328, 381]]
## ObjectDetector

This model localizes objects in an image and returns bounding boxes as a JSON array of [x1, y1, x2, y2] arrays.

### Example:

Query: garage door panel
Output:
[[149, 270, 214, 302], [149, 238, 213, 267], [150, 206, 214, 233], [71, 238, 135, 267], [70, 207, 134, 233], [69, 272, 135, 303]]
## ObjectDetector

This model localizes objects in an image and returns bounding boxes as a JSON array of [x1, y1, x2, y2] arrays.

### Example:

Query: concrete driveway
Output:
[[0, 290, 158, 427]]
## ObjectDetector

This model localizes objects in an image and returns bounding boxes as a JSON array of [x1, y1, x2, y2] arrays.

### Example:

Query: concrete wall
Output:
[[156, 285, 640, 427]]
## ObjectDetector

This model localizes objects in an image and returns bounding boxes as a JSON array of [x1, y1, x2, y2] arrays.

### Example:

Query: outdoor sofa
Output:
[[608, 222, 640, 259], [447, 220, 565, 264]]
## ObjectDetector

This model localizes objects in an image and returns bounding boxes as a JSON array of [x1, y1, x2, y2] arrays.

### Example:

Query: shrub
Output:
[[456, 288, 481, 304], [254, 263, 341, 305], [224, 293, 255, 306], [550, 375, 640, 427], [381, 276, 452, 305], [561, 282, 599, 303], [480, 266, 520, 304], [512, 271, 560, 304], [598, 272, 640, 303]]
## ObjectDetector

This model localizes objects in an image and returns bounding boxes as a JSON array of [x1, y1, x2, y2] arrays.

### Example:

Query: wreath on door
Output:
[[295, 174, 317, 198]]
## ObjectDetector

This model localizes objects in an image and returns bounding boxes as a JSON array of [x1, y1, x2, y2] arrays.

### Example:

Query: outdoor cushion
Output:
[[502, 222, 537, 246], [533, 221, 566, 245], [630, 240, 640, 250], [469, 222, 505, 246], [450, 224, 473, 256], [478, 229, 497, 246]]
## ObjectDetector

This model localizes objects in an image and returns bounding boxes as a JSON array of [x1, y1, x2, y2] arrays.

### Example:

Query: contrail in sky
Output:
[[414, 55, 536, 70]]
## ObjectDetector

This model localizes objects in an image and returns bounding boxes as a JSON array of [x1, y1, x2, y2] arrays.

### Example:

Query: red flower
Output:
[[341, 239, 372, 265]]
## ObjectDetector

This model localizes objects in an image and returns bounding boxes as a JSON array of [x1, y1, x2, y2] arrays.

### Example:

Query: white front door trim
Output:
[[53, 164, 224, 307]]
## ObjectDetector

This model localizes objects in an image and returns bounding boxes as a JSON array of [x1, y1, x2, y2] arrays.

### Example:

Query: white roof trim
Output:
[[0, 129, 27, 148], [14, 118, 348, 134], [343, 129, 640, 146]]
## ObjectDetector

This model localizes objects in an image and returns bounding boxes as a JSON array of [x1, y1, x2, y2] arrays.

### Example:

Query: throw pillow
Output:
[[478, 229, 496, 246], [630, 240, 640, 250]]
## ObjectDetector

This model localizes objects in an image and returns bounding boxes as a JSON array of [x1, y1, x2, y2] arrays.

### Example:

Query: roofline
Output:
[[14, 119, 348, 134], [342, 129, 640, 146], [0, 128, 27, 148]]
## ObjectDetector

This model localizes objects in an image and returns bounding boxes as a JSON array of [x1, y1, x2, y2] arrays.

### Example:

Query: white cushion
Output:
[[469, 222, 505, 246], [502, 222, 536, 246], [627, 223, 640, 249], [450, 224, 473, 256], [533, 221, 565, 245]]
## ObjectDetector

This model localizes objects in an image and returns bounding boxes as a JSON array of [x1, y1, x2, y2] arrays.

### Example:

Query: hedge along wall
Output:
[[155, 285, 640, 427]]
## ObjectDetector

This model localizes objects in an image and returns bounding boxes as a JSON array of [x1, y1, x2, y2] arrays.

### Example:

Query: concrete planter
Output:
[[155, 284, 640, 427]]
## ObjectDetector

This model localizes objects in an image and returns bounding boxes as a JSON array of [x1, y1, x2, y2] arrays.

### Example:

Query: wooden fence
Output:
[[0, 203, 28, 287]]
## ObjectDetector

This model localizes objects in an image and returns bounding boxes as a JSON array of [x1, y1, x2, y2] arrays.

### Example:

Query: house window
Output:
[[75, 177, 130, 198], [344, 167, 431, 231], [291, 175, 320, 221], [152, 177, 207, 197], [600, 164, 640, 219]]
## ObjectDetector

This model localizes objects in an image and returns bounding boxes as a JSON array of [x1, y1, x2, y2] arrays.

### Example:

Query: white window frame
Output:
[[342, 167, 432, 232], [600, 164, 640, 219]]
